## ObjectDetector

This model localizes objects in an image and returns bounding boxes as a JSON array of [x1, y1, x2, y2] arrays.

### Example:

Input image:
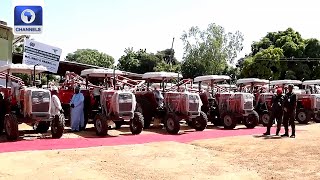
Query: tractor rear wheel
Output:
[[51, 114, 65, 139], [94, 114, 108, 136], [222, 112, 236, 129], [260, 111, 270, 127], [244, 111, 259, 129], [136, 101, 152, 129], [296, 109, 310, 124], [165, 113, 180, 134], [314, 112, 320, 123], [4, 114, 19, 141], [130, 112, 144, 135], [192, 111, 208, 131], [0, 115, 4, 135], [35, 121, 50, 133]]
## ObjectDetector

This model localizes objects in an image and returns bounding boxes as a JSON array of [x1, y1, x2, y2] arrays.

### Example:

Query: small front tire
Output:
[[192, 111, 208, 131], [165, 113, 180, 134], [4, 114, 19, 141], [93, 114, 108, 136], [51, 114, 65, 139], [130, 112, 144, 135]]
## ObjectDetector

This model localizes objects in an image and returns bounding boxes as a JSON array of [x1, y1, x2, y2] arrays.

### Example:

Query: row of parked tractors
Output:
[[0, 64, 319, 141]]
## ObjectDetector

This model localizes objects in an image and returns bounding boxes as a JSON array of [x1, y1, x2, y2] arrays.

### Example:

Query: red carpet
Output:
[[0, 127, 285, 153]]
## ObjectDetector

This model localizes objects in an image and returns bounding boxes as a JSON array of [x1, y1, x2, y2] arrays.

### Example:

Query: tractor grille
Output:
[[244, 101, 253, 110], [31, 91, 50, 113], [189, 103, 199, 112], [32, 102, 50, 112], [119, 103, 132, 112]]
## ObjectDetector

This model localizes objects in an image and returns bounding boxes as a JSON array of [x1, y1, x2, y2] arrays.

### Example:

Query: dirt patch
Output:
[[190, 123, 320, 180], [0, 142, 260, 180]]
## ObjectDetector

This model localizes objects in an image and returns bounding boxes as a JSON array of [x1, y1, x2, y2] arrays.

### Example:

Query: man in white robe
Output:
[[51, 86, 63, 116], [70, 86, 84, 132]]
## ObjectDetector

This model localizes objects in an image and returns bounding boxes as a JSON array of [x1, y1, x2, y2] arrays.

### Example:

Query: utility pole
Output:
[[169, 37, 175, 66]]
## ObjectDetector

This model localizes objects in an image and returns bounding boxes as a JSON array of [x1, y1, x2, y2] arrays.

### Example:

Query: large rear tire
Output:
[[0, 115, 4, 135], [296, 109, 310, 124], [222, 112, 236, 129], [51, 114, 65, 139], [130, 112, 144, 135], [244, 111, 259, 129], [193, 111, 208, 131], [165, 113, 180, 134], [314, 112, 320, 123], [94, 114, 108, 136], [4, 114, 19, 141]]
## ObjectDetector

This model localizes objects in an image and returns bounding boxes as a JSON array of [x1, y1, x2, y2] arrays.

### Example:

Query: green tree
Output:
[[180, 23, 244, 78], [242, 28, 320, 80], [240, 47, 283, 79], [66, 49, 114, 68], [117, 48, 180, 74]]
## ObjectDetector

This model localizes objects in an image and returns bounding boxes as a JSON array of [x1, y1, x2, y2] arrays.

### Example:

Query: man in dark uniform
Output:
[[263, 88, 284, 136], [282, 84, 297, 138]]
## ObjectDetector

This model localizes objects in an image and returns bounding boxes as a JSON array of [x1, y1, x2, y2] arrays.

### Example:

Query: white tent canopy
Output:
[[270, 80, 302, 86], [236, 78, 269, 86], [302, 80, 320, 85], [194, 75, 230, 83], [0, 64, 47, 74], [142, 72, 182, 80], [80, 68, 124, 77]]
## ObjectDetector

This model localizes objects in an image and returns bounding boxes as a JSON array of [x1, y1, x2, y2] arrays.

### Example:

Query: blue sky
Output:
[[1, 0, 320, 64]]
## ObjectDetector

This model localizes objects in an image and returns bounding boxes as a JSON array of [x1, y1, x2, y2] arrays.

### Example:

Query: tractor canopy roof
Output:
[[0, 64, 47, 74], [80, 68, 124, 77], [142, 72, 182, 81], [270, 80, 302, 86], [194, 75, 230, 83], [236, 78, 269, 86], [302, 80, 320, 85]]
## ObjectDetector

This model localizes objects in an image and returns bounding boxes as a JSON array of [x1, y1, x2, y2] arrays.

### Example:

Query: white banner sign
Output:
[[23, 39, 62, 73]]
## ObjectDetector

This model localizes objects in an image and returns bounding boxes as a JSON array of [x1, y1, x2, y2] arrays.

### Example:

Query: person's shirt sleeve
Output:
[[70, 95, 74, 104]]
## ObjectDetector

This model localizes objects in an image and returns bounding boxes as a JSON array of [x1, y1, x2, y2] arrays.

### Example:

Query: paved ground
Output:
[[0, 122, 319, 180]]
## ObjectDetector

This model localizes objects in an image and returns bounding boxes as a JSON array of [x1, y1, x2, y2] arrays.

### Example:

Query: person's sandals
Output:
[[281, 134, 289, 137]]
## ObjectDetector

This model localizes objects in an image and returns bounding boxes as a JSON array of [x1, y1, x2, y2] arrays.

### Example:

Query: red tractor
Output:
[[0, 64, 65, 140], [297, 80, 320, 123], [80, 68, 144, 136], [135, 72, 208, 135], [236, 78, 272, 126], [194, 75, 232, 126], [270, 80, 306, 123], [194, 75, 259, 129], [57, 71, 97, 128]]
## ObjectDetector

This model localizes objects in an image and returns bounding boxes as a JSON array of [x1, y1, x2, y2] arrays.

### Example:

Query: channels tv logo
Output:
[[14, 5, 43, 34]]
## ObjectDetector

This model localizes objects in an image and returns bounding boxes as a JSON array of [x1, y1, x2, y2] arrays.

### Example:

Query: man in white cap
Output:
[[51, 86, 63, 116], [70, 86, 85, 132]]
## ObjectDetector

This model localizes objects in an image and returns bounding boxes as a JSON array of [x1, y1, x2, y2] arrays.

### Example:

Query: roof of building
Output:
[[12, 53, 143, 79]]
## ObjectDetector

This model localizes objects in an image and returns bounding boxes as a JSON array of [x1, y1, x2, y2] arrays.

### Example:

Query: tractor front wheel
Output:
[[94, 114, 108, 136], [296, 109, 310, 124], [244, 111, 259, 129], [130, 112, 144, 135], [222, 113, 236, 129], [51, 114, 65, 139], [4, 114, 19, 141], [192, 111, 208, 131], [260, 111, 270, 127], [165, 113, 180, 134]]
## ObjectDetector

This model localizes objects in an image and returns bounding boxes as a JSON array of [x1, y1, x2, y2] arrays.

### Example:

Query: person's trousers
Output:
[[283, 110, 296, 135], [267, 111, 283, 134]]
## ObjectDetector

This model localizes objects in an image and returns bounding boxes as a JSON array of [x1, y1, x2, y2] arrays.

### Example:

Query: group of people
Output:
[[263, 84, 297, 138], [51, 85, 85, 132]]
